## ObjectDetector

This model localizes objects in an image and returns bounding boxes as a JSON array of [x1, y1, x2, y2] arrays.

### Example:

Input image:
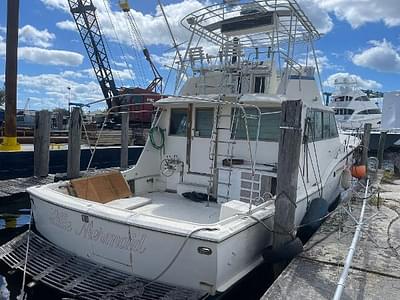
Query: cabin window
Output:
[[169, 108, 187, 136], [335, 108, 354, 115], [329, 113, 339, 137], [232, 107, 281, 141], [254, 76, 265, 93], [309, 110, 323, 141], [307, 110, 338, 141], [195, 108, 214, 137], [358, 108, 381, 115], [354, 96, 369, 101]]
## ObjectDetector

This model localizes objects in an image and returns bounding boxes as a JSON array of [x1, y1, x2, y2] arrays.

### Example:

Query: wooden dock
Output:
[[0, 168, 122, 199], [0, 176, 55, 198], [262, 175, 400, 299]]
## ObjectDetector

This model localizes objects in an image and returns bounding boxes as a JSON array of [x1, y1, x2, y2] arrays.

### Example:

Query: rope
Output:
[[101, 0, 136, 87], [79, 108, 93, 155], [149, 126, 165, 150], [75, 226, 218, 297]]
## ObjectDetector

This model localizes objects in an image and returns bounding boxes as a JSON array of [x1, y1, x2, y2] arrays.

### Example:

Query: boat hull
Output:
[[30, 194, 273, 295]]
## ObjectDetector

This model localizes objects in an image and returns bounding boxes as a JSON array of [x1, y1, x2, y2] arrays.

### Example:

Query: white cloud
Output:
[[17, 72, 104, 109], [0, 30, 83, 67], [56, 20, 76, 31], [298, 50, 342, 73], [40, 0, 69, 11], [18, 47, 84, 66], [19, 25, 56, 48], [323, 72, 382, 90], [352, 39, 400, 73], [298, 0, 333, 34], [318, 0, 400, 28], [49, 0, 210, 47]]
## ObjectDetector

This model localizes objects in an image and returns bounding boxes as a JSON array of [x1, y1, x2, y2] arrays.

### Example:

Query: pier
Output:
[[262, 172, 400, 299]]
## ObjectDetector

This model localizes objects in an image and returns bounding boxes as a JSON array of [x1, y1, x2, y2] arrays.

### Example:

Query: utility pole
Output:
[[0, 0, 21, 151]]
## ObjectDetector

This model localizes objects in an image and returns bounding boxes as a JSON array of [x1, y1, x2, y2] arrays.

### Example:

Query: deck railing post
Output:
[[67, 107, 82, 179], [272, 99, 303, 275], [34, 110, 50, 177], [120, 112, 129, 169], [377, 131, 387, 169], [361, 123, 372, 167]]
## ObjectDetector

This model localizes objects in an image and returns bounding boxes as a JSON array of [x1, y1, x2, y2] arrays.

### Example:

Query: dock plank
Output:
[[262, 178, 400, 300]]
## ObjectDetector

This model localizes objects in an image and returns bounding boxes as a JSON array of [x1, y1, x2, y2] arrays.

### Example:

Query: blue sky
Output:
[[0, 0, 399, 111]]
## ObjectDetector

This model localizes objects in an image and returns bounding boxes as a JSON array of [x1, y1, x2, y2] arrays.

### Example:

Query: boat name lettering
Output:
[[49, 208, 72, 232], [76, 221, 147, 253]]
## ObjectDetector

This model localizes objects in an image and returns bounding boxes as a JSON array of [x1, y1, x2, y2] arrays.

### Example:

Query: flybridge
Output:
[[181, 0, 320, 47]]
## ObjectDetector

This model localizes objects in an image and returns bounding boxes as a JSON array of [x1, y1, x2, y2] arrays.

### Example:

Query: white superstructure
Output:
[[28, 1, 358, 296], [329, 77, 381, 130]]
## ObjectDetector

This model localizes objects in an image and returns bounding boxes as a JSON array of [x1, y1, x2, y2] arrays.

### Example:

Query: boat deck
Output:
[[128, 192, 222, 224]]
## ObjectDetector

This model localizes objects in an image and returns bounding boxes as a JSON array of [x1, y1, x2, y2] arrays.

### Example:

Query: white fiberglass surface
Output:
[[132, 192, 221, 224]]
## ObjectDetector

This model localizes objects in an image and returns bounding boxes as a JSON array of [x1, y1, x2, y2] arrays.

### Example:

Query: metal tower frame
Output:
[[68, 0, 118, 108]]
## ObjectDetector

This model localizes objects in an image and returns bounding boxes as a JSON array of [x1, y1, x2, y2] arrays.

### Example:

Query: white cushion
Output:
[[105, 196, 151, 210]]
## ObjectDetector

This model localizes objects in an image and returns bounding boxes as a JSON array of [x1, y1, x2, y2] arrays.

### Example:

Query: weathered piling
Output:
[[361, 123, 371, 167], [377, 131, 387, 169], [272, 100, 303, 274], [33, 110, 50, 177], [67, 107, 82, 179], [120, 112, 129, 169]]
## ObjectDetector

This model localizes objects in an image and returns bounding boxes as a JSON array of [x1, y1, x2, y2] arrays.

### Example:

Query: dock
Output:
[[0, 176, 54, 198], [262, 174, 400, 299]]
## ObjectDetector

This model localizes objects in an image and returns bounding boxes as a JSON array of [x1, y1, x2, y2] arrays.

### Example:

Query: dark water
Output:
[[0, 194, 67, 300], [0, 194, 274, 300]]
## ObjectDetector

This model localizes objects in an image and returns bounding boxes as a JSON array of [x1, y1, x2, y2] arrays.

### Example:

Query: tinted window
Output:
[[309, 110, 323, 141], [307, 110, 337, 141], [169, 108, 187, 136], [355, 96, 369, 101], [323, 112, 331, 139], [232, 107, 281, 141], [254, 76, 265, 93], [368, 108, 381, 114], [329, 112, 338, 138], [195, 108, 214, 137], [358, 110, 369, 115]]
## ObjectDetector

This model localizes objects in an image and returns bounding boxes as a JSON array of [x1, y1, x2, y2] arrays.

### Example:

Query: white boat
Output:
[[28, 0, 358, 296], [328, 77, 382, 130]]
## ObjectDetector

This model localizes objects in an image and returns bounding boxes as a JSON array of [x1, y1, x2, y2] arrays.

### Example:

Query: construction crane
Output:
[[68, 0, 162, 112]]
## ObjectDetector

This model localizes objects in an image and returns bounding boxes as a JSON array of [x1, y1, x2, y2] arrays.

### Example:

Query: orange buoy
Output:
[[351, 165, 367, 179]]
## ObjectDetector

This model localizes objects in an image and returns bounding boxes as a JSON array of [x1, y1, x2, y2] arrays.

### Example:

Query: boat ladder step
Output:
[[211, 140, 236, 144], [0, 231, 206, 300], [215, 127, 232, 130]]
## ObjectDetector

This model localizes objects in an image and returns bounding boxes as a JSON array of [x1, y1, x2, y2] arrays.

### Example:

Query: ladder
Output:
[[207, 75, 262, 205]]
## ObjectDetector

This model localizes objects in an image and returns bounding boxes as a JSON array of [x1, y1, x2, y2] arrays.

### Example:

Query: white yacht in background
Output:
[[28, 0, 357, 296], [329, 77, 381, 130]]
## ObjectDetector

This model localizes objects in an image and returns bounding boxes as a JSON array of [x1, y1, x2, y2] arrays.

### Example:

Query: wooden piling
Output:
[[361, 123, 372, 167], [33, 110, 50, 177], [0, 0, 21, 151], [377, 131, 387, 169], [272, 100, 303, 274], [67, 107, 82, 179], [120, 112, 129, 169]]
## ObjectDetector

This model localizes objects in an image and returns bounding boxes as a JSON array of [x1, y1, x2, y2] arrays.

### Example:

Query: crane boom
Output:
[[68, 0, 118, 108]]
